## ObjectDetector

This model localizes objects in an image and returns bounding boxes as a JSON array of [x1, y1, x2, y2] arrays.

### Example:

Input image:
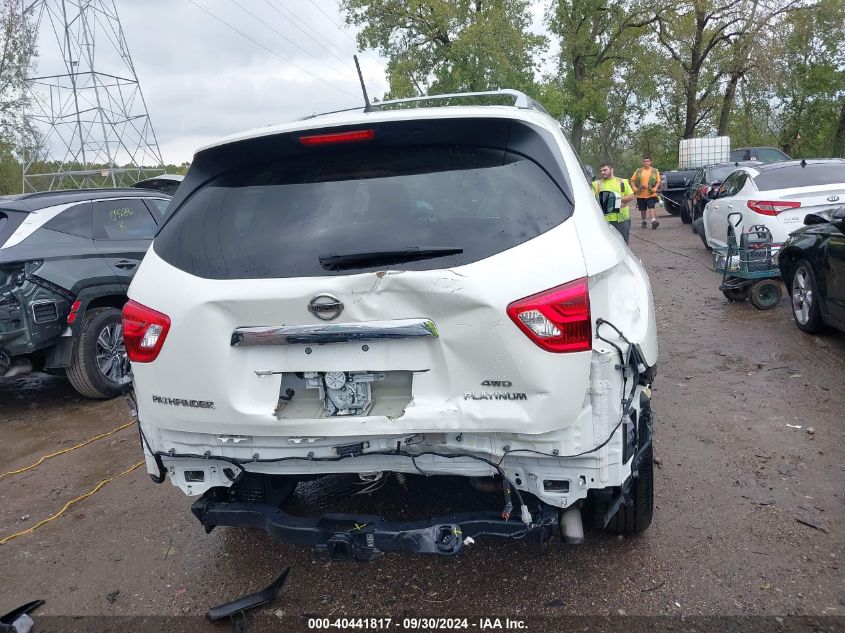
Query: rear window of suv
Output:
[[154, 144, 572, 279], [754, 163, 845, 191], [730, 148, 789, 163]]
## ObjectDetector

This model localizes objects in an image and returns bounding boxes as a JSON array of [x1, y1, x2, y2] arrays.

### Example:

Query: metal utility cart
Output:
[[712, 213, 783, 310]]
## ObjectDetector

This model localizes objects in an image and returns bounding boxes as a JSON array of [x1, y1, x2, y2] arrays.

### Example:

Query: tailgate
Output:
[[131, 222, 592, 438], [133, 117, 595, 438]]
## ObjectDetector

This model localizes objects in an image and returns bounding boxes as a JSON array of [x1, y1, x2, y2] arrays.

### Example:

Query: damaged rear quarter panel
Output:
[[0, 261, 70, 355], [588, 255, 658, 367], [1, 230, 118, 356]]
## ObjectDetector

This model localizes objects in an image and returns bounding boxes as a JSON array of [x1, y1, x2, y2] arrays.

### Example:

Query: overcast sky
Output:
[[32, 0, 550, 165]]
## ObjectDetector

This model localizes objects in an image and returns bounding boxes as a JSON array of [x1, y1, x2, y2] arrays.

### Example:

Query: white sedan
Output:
[[702, 159, 845, 248]]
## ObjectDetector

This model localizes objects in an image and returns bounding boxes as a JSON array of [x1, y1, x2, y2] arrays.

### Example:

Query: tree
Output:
[[834, 99, 845, 157], [772, 0, 845, 156], [654, 0, 742, 139], [0, 0, 37, 194], [0, 140, 20, 195], [723, 67, 779, 147], [547, 0, 661, 153], [715, 0, 804, 136], [0, 0, 37, 145], [340, 0, 545, 98]]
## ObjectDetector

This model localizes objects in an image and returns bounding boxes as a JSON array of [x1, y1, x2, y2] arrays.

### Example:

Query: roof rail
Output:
[[373, 89, 549, 114], [19, 187, 144, 199], [298, 89, 548, 121]]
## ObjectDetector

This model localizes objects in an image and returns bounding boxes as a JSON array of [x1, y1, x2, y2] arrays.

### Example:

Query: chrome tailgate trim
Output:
[[231, 318, 438, 346]]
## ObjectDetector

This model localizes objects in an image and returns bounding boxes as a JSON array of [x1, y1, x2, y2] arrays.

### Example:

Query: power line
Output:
[[227, 0, 356, 86], [265, 0, 356, 74], [185, 0, 358, 99], [307, 0, 353, 38], [306, 0, 381, 65]]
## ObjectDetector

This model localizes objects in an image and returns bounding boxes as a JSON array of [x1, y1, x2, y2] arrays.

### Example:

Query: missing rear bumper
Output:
[[191, 495, 558, 560]]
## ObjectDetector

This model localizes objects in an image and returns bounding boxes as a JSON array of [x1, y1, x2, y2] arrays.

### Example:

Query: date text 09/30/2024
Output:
[[307, 618, 528, 630]]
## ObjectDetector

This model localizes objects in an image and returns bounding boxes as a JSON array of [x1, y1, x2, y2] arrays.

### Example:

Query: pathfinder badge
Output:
[[152, 395, 215, 409]]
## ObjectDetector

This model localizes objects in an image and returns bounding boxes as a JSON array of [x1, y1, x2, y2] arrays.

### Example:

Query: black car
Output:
[[134, 174, 184, 196], [778, 207, 845, 334], [683, 161, 760, 230], [0, 188, 170, 397], [729, 146, 790, 164], [659, 168, 697, 219]]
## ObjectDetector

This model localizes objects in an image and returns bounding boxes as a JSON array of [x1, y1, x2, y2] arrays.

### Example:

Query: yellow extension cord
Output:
[[0, 460, 144, 544], [0, 420, 142, 544], [0, 420, 135, 481]]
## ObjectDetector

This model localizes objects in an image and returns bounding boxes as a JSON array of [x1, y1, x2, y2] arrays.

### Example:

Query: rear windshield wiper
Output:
[[319, 247, 463, 271]]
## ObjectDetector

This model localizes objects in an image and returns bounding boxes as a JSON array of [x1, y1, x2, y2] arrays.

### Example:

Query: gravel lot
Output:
[[1, 211, 843, 631]]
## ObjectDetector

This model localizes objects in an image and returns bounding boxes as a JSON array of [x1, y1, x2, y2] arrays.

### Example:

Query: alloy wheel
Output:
[[95, 323, 126, 383], [791, 266, 813, 325]]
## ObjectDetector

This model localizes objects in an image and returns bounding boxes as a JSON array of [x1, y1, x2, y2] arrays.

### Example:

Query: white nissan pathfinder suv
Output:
[[124, 90, 658, 559]]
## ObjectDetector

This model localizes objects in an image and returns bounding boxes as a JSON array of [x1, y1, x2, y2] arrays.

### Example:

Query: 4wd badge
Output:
[[482, 379, 512, 387]]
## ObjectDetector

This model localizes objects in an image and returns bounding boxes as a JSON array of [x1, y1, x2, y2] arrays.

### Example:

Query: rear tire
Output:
[[690, 203, 700, 232], [680, 201, 692, 224], [789, 260, 824, 333], [694, 218, 710, 250], [67, 308, 126, 399], [749, 279, 782, 310], [603, 399, 654, 536]]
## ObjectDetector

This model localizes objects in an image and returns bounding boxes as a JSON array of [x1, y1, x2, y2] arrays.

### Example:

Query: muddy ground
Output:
[[1, 212, 843, 630]]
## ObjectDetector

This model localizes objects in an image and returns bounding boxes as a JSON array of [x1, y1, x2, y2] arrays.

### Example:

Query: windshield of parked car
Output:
[[155, 145, 572, 279], [707, 166, 740, 182], [754, 163, 845, 191]]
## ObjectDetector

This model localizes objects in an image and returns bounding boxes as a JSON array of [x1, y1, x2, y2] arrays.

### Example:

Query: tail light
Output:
[[122, 300, 171, 363], [66, 300, 82, 324], [299, 128, 374, 146], [747, 200, 801, 216], [507, 279, 592, 353]]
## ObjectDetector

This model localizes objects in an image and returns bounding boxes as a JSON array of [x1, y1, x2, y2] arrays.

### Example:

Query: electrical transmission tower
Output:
[[22, 0, 164, 191]]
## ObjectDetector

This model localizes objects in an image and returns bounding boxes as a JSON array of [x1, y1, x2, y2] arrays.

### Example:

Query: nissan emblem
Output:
[[308, 294, 344, 321]]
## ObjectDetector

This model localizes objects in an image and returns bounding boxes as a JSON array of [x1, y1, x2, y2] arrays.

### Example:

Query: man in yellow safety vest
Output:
[[631, 156, 661, 229], [592, 161, 635, 243]]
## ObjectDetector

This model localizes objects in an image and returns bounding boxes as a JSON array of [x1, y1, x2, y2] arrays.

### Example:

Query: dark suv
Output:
[[729, 146, 790, 164], [1, 189, 170, 397]]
